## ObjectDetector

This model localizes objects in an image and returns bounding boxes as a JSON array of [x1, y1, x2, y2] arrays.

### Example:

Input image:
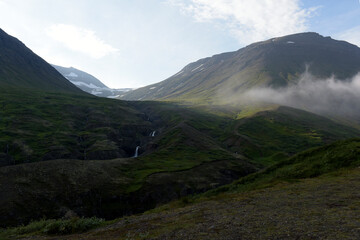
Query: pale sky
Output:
[[0, 0, 359, 88]]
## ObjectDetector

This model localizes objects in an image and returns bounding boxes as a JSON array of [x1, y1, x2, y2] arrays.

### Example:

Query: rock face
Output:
[[120, 32, 360, 102]]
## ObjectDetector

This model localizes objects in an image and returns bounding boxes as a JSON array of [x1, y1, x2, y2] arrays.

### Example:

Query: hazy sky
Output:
[[0, 0, 359, 88]]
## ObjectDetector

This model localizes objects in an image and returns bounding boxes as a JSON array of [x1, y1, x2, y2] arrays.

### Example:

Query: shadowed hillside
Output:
[[0, 29, 84, 93]]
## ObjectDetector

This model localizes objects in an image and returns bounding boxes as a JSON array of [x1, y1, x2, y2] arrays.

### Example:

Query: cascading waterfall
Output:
[[150, 131, 156, 137], [133, 146, 140, 158]]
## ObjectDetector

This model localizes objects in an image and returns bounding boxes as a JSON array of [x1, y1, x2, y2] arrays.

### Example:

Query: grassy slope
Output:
[[224, 106, 360, 167], [5, 138, 360, 240], [0, 89, 151, 164]]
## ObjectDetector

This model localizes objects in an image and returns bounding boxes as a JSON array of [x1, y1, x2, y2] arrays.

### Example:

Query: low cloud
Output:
[[47, 24, 118, 59], [168, 0, 318, 45], [236, 71, 360, 120]]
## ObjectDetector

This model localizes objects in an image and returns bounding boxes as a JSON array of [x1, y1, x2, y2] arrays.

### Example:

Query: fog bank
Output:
[[240, 71, 360, 119]]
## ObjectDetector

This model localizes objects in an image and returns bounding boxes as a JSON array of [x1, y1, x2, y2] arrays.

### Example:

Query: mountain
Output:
[[120, 32, 360, 102], [1, 28, 360, 231], [52, 65, 132, 98], [0, 29, 84, 94]]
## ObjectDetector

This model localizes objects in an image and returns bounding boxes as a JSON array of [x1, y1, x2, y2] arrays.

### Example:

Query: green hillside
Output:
[[231, 106, 358, 166]]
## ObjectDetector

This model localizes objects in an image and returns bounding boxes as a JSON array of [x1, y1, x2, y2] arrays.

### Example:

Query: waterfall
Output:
[[149, 131, 156, 137], [133, 146, 140, 158]]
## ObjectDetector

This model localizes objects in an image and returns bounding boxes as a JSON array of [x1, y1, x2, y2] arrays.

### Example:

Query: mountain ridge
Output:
[[120, 32, 360, 102]]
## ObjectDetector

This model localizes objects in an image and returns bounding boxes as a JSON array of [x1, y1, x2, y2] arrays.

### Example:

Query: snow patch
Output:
[[191, 64, 204, 72], [107, 95, 120, 99], [91, 90, 103, 95], [66, 72, 78, 78], [287, 41, 295, 44], [150, 87, 156, 90], [173, 70, 184, 77], [70, 81, 100, 89]]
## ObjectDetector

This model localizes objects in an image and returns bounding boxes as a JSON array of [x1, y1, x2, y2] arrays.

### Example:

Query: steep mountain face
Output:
[[52, 65, 132, 98], [0, 29, 84, 94], [120, 32, 360, 102]]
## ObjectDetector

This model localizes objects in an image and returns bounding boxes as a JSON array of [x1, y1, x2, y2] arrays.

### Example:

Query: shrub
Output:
[[43, 217, 105, 235], [1, 217, 105, 237]]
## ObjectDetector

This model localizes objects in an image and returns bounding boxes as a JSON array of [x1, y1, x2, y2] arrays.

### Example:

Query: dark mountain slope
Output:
[[120, 32, 360, 102], [0, 28, 84, 93]]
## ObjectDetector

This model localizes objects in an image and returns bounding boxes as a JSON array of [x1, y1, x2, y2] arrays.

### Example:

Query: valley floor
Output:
[[23, 168, 360, 240]]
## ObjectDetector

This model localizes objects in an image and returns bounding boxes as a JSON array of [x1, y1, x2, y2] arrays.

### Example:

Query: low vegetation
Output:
[[3, 138, 360, 239], [0, 217, 104, 239]]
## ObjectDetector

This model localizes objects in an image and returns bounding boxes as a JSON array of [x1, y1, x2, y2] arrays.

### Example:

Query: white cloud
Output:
[[337, 25, 360, 47], [47, 24, 119, 59], [168, 0, 317, 45]]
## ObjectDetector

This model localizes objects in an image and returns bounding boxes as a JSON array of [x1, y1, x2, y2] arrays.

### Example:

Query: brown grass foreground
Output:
[[18, 167, 360, 240]]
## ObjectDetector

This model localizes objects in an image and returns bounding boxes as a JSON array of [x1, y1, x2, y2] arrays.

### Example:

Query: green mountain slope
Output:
[[0, 89, 156, 165], [120, 32, 360, 103], [0, 29, 84, 93], [229, 106, 359, 166]]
